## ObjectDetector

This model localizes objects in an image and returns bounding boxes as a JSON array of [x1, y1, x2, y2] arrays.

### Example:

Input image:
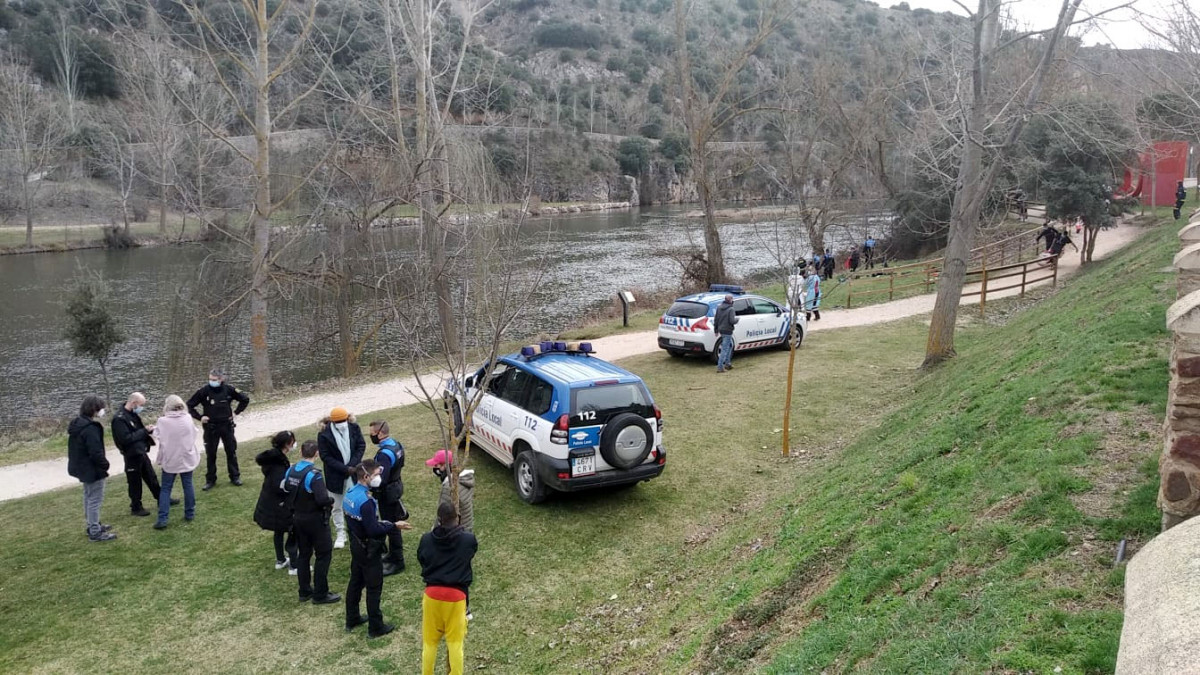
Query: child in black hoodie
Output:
[[418, 501, 478, 673]]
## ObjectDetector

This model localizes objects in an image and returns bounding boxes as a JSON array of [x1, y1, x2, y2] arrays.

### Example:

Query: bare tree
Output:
[[175, 0, 324, 393], [673, 0, 794, 285], [0, 57, 67, 247], [52, 12, 81, 137], [93, 116, 139, 233], [923, 0, 1086, 367]]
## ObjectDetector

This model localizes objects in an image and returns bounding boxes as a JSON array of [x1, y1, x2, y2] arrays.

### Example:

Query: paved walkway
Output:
[[0, 221, 1147, 503]]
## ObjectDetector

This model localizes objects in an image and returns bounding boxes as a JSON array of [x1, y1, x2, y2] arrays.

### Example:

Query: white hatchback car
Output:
[[657, 284, 806, 361]]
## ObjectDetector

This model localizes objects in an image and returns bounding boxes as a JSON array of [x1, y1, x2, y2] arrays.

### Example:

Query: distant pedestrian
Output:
[[319, 406, 365, 550], [254, 430, 299, 572], [368, 420, 408, 575], [803, 267, 821, 322], [1049, 227, 1078, 257], [1036, 222, 1057, 253], [823, 249, 835, 280], [282, 440, 340, 605], [112, 391, 177, 517], [714, 294, 738, 374], [67, 395, 116, 542], [1176, 181, 1188, 220], [187, 368, 250, 491], [863, 236, 877, 269], [152, 395, 199, 529], [419, 501, 479, 675], [850, 247, 861, 273]]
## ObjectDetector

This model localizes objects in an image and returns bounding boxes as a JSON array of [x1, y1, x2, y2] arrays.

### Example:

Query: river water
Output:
[[0, 205, 849, 428]]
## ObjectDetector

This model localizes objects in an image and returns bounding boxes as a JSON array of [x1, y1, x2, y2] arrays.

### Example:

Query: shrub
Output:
[[648, 82, 663, 105], [534, 21, 604, 50], [658, 132, 690, 171], [559, 49, 575, 63], [639, 119, 663, 139], [616, 137, 652, 176]]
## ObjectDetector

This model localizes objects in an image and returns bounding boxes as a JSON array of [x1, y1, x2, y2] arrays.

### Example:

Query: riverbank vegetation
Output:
[[0, 217, 1170, 672]]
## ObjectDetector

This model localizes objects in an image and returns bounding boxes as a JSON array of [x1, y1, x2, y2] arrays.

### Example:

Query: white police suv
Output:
[[448, 341, 666, 504], [657, 284, 806, 361]]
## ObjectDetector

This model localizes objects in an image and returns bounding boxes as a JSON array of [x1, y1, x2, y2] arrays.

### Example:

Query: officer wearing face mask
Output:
[[186, 367, 250, 491], [344, 459, 412, 639], [368, 420, 407, 575]]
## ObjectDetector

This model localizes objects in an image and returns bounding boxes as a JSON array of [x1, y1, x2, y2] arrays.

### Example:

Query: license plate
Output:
[[668, 339, 684, 347], [571, 455, 596, 477]]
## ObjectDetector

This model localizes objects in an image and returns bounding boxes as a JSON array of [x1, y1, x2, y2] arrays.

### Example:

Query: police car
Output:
[[448, 341, 666, 504], [657, 284, 805, 360]]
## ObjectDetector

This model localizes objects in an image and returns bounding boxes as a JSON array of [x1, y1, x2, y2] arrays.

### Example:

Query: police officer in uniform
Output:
[[281, 440, 341, 606], [187, 368, 250, 490], [344, 459, 411, 638], [368, 420, 406, 575]]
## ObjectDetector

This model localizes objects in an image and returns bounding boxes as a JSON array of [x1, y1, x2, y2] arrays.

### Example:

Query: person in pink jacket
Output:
[[153, 395, 201, 529]]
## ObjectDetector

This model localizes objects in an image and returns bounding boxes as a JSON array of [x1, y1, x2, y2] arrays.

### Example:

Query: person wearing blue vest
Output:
[[281, 440, 340, 606], [368, 420, 407, 576], [344, 459, 412, 638]]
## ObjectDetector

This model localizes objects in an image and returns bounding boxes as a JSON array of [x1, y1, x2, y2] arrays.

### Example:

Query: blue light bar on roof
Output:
[[553, 341, 567, 351], [710, 284, 745, 294], [520, 346, 536, 358], [579, 342, 594, 353]]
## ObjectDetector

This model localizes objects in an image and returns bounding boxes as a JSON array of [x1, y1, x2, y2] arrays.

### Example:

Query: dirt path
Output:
[[0, 221, 1148, 503]]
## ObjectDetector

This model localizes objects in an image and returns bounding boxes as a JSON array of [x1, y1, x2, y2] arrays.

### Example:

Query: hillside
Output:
[[0, 217, 1169, 672]]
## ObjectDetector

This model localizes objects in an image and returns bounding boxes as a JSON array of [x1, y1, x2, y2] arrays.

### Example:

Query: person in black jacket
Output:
[[714, 295, 738, 374], [281, 440, 340, 605], [419, 501, 479, 673], [1176, 181, 1188, 220], [187, 368, 250, 491], [1037, 223, 1058, 252], [254, 430, 298, 573], [112, 392, 177, 517], [369, 420, 407, 575], [344, 459, 412, 638], [318, 406, 365, 550], [68, 395, 117, 542]]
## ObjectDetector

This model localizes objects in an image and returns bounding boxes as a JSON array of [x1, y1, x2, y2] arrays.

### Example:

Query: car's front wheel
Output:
[[513, 450, 548, 504]]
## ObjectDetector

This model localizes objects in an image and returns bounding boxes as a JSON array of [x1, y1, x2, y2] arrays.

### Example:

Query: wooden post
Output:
[[980, 266, 988, 317], [846, 278, 853, 309], [1052, 255, 1059, 287], [889, 273, 894, 301], [1020, 261, 1028, 298]]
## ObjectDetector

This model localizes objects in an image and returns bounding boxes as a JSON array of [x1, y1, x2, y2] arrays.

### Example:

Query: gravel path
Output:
[[0, 221, 1147, 503]]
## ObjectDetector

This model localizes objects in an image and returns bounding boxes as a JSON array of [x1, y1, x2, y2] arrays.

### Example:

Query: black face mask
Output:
[[432, 468, 447, 481], [369, 434, 380, 445]]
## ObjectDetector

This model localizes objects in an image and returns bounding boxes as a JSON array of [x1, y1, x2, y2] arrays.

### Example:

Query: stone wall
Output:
[[1159, 210, 1200, 530]]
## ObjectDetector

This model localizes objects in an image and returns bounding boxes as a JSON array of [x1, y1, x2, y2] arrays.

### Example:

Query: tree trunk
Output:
[[1085, 225, 1098, 262], [923, 0, 997, 368], [335, 221, 358, 377], [249, 0, 274, 393], [22, 179, 32, 247], [159, 165, 168, 234], [697, 154, 727, 285]]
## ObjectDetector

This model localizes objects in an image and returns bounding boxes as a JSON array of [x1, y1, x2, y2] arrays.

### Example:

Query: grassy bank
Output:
[[0, 221, 1168, 673]]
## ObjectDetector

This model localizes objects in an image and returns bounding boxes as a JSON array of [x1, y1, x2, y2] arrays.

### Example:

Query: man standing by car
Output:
[[714, 294, 738, 374], [187, 368, 250, 491], [112, 391, 177, 516]]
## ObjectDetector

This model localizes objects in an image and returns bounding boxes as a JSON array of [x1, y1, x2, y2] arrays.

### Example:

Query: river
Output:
[[0, 204, 856, 428]]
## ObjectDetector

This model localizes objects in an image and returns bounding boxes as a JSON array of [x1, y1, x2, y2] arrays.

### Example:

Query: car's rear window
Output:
[[572, 383, 653, 420], [666, 301, 709, 319]]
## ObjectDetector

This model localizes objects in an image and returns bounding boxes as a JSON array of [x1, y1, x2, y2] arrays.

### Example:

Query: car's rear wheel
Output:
[[513, 450, 547, 504], [599, 413, 654, 470], [710, 337, 724, 364]]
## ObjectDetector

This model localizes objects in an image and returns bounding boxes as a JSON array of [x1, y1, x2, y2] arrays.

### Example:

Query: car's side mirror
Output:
[[464, 375, 475, 389]]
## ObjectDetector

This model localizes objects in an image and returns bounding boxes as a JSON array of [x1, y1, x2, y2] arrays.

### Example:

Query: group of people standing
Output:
[[66, 369, 480, 672], [810, 236, 880, 281]]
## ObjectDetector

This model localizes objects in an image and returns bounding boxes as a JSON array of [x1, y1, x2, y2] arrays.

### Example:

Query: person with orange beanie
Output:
[[318, 406, 365, 549]]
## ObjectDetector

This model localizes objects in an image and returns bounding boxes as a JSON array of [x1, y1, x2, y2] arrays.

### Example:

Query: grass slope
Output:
[[0, 221, 1169, 673]]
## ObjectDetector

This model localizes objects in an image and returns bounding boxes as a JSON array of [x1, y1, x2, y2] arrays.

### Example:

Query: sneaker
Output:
[[299, 594, 312, 603], [231, 478, 243, 486], [275, 559, 291, 570], [202, 482, 215, 491], [367, 623, 395, 639], [131, 508, 151, 517], [100, 523, 114, 532], [184, 515, 195, 522], [334, 534, 346, 550], [153, 521, 168, 530], [716, 369, 726, 374], [726, 363, 734, 370], [312, 593, 341, 605], [288, 567, 298, 576], [466, 611, 474, 622], [89, 531, 118, 542]]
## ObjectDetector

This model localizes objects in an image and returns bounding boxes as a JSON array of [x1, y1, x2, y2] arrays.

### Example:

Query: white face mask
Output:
[[96, 409, 106, 419], [368, 475, 382, 488], [334, 421, 348, 431]]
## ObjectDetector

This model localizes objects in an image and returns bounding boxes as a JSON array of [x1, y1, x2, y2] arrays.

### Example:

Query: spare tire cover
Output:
[[599, 413, 654, 470]]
